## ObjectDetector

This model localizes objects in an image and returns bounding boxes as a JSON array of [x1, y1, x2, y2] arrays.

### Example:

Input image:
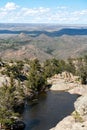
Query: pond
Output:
[[22, 91, 78, 130]]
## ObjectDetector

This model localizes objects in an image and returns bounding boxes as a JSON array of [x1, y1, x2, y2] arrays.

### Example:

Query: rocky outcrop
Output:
[[50, 80, 79, 91], [72, 121, 87, 130], [74, 95, 87, 118], [68, 85, 87, 96], [50, 116, 87, 130], [50, 116, 75, 130], [50, 71, 80, 83], [49, 71, 87, 96], [49, 72, 87, 130], [49, 71, 80, 91]]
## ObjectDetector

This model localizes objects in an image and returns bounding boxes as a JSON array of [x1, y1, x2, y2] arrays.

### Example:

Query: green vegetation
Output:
[[76, 56, 87, 84], [0, 56, 87, 127], [72, 111, 83, 122], [1, 25, 87, 129], [65, 58, 76, 75], [1, 33, 87, 61], [43, 59, 66, 78], [0, 77, 19, 128], [27, 59, 46, 92]]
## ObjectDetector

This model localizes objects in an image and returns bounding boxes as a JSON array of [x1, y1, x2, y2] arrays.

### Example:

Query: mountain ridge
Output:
[[0, 25, 87, 61], [0, 28, 87, 37]]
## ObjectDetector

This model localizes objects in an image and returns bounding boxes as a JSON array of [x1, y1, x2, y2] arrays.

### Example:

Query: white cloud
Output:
[[19, 7, 50, 17], [0, 2, 87, 24], [72, 9, 87, 16], [1, 2, 19, 11]]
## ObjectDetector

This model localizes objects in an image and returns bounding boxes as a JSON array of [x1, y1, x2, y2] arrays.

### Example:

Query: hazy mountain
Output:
[[0, 28, 87, 36], [0, 24, 87, 60]]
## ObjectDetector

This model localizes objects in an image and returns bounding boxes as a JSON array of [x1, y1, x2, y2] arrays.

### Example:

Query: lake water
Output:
[[22, 91, 78, 130]]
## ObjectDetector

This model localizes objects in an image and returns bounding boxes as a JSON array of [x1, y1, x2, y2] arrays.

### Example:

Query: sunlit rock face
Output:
[[74, 95, 87, 117]]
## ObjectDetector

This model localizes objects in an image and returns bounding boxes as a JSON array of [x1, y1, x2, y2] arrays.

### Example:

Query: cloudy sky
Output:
[[0, 0, 87, 24]]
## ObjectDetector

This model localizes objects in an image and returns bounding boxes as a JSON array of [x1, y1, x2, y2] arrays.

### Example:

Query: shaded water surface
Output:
[[22, 91, 78, 130]]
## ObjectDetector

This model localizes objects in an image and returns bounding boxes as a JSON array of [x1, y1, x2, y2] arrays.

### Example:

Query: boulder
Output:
[[74, 95, 87, 117], [72, 121, 87, 130], [50, 116, 87, 130], [68, 85, 87, 96], [50, 79, 78, 91], [49, 71, 80, 91], [50, 116, 75, 130]]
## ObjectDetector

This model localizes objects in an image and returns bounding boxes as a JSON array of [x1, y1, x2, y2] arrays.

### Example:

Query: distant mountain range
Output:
[[0, 24, 87, 61], [0, 28, 87, 37]]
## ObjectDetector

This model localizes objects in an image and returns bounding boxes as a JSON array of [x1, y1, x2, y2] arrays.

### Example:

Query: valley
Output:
[[0, 24, 87, 61]]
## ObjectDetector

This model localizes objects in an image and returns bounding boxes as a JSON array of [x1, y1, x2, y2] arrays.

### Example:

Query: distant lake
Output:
[[22, 91, 78, 130]]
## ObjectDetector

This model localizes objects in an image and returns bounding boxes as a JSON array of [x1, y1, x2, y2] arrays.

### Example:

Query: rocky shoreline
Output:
[[49, 72, 87, 130], [1, 68, 87, 130]]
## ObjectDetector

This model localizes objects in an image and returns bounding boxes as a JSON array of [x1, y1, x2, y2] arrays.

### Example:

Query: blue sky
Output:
[[0, 0, 87, 24]]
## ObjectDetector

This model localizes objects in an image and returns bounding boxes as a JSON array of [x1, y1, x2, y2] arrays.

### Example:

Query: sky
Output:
[[0, 0, 87, 24]]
